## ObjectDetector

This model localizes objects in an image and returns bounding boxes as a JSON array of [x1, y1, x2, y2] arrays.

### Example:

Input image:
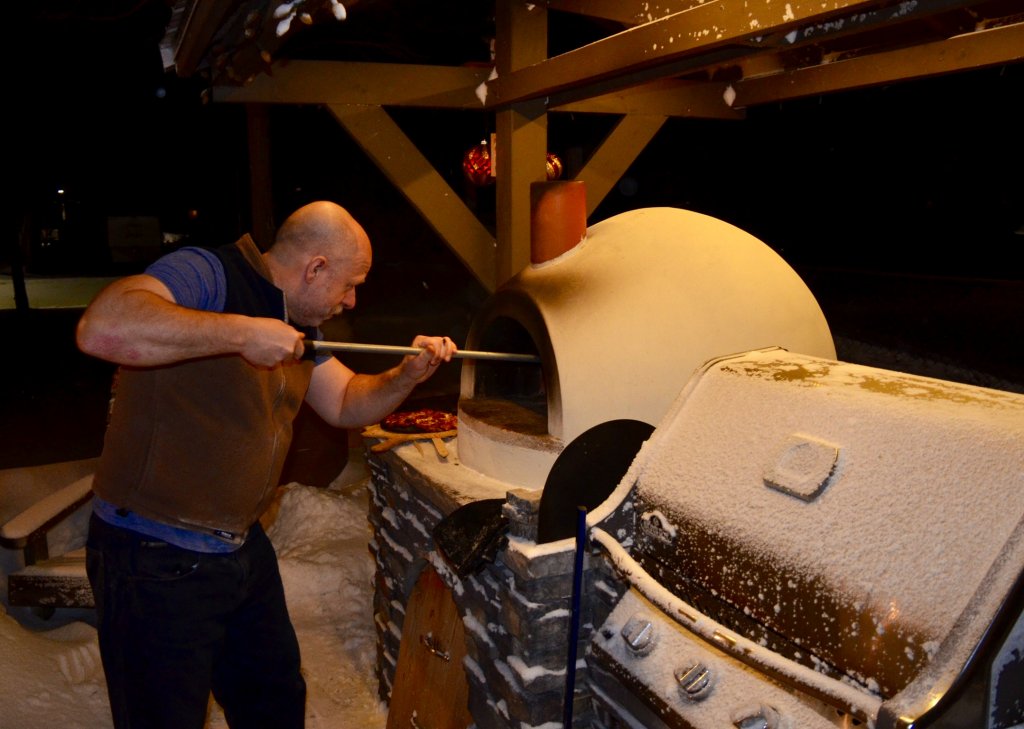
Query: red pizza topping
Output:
[[381, 408, 458, 434]]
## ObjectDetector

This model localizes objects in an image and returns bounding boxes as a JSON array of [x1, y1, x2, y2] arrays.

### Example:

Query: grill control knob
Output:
[[674, 661, 713, 701], [732, 704, 782, 729], [620, 614, 657, 655]]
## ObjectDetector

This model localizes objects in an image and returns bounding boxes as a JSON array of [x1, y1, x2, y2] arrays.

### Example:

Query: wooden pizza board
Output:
[[386, 563, 472, 729], [361, 423, 457, 457]]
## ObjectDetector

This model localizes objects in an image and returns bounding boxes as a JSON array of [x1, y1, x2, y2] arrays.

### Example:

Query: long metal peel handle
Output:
[[309, 340, 540, 363]]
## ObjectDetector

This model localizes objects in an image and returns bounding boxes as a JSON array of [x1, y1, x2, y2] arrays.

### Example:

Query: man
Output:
[[76, 200, 456, 728]]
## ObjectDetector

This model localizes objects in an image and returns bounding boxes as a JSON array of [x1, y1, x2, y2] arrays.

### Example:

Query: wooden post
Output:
[[494, 0, 548, 286]]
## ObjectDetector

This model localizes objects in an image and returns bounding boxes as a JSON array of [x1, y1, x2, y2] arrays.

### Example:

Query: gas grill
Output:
[[586, 348, 1024, 729]]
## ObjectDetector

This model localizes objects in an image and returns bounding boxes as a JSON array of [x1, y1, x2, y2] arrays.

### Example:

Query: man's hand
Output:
[[398, 335, 458, 384], [239, 318, 307, 367]]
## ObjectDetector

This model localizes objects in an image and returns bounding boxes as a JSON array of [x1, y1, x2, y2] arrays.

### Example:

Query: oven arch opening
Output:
[[473, 316, 545, 419], [461, 314, 550, 439]]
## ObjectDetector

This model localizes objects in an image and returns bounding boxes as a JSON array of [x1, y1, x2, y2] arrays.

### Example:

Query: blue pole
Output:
[[563, 505, 587, 728]]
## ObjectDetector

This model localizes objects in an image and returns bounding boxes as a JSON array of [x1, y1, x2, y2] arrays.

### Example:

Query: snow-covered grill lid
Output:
[[457, 207, 836, 489], [627, 347, 1024, 704]]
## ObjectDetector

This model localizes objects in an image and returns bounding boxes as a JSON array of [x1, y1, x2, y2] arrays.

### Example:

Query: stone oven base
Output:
[[365, 441, 625, 728]]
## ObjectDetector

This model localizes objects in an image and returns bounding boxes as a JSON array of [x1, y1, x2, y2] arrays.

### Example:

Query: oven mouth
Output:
[[468, 315, 545, 426], [460, 289, 562, 444]]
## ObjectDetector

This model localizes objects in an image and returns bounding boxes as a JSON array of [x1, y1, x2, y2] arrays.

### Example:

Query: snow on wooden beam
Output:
[[486, 0, 936, 109], [731, 21, 1024, 108], [546, 0, 703, 27], [552, 78, 743, 119], [212, 60, 490, 108]]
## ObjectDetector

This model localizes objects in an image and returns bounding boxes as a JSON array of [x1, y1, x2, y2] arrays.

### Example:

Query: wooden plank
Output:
[[212, 60, 490, 109], [327, 104, 497, 292], [732, 21, 1024, 108], [386, 564, 471, 729], [214, 59, 743, 119], [547, 0, 707, 26], [487, 0, 924, 108], [575, 114, 668, 216], [552, 78, 743, 119], [495, 102, 547, 285]]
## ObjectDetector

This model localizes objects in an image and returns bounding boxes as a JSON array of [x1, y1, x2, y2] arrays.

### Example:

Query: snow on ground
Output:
[[1, 462, 388, 729]]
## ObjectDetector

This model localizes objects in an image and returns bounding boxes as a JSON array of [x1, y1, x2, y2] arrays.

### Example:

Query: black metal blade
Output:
[[537, 419, 654, 544]]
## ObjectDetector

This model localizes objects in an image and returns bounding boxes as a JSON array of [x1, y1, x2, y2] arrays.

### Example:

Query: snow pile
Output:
[[1, 473, 387, 729], [0, 611, 110, 728]]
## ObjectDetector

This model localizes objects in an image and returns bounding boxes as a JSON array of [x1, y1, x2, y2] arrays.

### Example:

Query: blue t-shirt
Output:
[[146, 246, 227, 311]]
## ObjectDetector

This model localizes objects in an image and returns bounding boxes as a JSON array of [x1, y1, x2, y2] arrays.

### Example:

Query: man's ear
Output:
[[305, 256, 327, 283]]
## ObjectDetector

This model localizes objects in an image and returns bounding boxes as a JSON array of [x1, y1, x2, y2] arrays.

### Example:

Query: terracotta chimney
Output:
[[530, 180, 587, 264]]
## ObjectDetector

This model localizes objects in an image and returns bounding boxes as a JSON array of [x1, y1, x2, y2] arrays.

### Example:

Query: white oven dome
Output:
[[458, 206, 836, 489]]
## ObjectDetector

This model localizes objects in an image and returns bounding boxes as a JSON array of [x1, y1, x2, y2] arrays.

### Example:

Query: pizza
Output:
[[381, 408, 458, 434]]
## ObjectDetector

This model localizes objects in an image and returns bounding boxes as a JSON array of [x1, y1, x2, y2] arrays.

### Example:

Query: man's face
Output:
[[291, 244, 371, 327]]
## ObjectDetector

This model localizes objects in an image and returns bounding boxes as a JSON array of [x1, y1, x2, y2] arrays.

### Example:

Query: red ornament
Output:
[[462, 141, 493, 186], [546, 153, 564, 181]]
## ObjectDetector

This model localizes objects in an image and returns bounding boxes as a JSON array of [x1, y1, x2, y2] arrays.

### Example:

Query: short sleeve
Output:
[[313, 327, 331, 366], [145, 247, 227, 312]]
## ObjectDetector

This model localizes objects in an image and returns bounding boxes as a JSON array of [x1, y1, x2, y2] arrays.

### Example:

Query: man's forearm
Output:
[[77, 288, 250, 366], [305, 337, 454, 429], [333, 366, 421, 428]]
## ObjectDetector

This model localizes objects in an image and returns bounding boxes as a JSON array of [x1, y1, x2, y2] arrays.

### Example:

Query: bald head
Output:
[[273, 201, 369, 264], [264, 201, 373, 326]]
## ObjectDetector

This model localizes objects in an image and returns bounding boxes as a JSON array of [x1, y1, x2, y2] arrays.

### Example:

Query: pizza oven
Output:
[[457, 182, 836, 488]]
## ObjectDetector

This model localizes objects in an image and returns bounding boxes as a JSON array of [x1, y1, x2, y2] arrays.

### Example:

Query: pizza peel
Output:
[[361, 422, 457, 457], [308, 340, 539, 363]]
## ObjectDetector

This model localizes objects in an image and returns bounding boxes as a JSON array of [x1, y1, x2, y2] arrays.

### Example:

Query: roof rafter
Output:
[[731, 20, 1024, 107], [485, 0, 999, 110], [212, 59, 745, 120]]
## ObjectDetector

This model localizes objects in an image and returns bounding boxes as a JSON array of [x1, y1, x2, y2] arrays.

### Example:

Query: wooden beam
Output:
[[326, 104, 497, 292], [731, 21, 1024, 108], [212, 59, 745, 120], [212, 60, 490, 109], [575, 114, 668, 216], [487, 0, 928, 108], [495, 101, 548, 284], [494, 0, 549, 285], [545, 0, 705, 27], [552, 78, 743, 119]]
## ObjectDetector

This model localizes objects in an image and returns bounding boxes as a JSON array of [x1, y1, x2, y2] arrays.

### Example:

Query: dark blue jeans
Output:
[[86, 514, 306, 729]]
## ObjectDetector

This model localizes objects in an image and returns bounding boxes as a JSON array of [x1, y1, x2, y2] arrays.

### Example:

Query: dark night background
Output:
[[3, 3, 1023, 469]]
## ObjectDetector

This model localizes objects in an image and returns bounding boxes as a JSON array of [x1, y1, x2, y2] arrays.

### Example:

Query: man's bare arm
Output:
[[304, 336, 456, 428], [76, 274, 306, 367]]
